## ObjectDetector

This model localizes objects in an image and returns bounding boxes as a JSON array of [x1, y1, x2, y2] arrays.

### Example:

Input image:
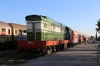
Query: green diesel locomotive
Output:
[[25, 15, 66, 41]]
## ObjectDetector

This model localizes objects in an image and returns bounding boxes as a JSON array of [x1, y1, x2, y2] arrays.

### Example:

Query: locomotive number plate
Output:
[[28, 42, 34, 44]]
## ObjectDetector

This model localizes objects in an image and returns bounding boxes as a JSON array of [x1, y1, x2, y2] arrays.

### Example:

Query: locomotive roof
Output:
[[26, 14, 66, 27], [8, 23, 27, 30]]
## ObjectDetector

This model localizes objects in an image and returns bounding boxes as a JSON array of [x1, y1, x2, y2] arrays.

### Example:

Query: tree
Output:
[[96, 19, 100, 40], [96, 28, 99, 40], [89, 36, 95, 40], [96, 20, 100, 28]]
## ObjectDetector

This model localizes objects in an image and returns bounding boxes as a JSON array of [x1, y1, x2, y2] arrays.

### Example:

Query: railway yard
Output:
[[0, 41, 99, 66], [18, 41, 100, 66], [0, 0, 100, 66], [0, 15, 98, 66]]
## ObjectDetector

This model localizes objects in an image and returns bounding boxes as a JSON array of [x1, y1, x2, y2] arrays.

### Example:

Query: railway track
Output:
[[0, 49, 17, 54]]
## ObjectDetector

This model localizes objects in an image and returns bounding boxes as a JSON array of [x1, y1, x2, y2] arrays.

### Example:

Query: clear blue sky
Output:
[[0, 0, 100, 36]]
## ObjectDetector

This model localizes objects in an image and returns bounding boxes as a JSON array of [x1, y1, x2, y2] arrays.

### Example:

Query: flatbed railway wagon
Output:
[[17, 15, 73, 55]]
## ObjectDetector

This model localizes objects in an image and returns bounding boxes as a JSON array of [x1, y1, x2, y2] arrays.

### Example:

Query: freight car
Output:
[[0, 21, 27, 50], [17, 14, 88, 55]]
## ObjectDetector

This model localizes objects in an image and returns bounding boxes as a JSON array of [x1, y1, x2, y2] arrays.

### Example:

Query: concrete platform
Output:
[[19, 41, 100, 66]]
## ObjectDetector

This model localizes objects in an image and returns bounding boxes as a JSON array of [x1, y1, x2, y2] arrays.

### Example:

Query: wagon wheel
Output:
[[64, 44, 67, 49], [45, 47, 52, 55], [40, 49, 46, 56], [52, 46, 56, 52], [47, 50, 51, 55], [56, 45, 60, 52]]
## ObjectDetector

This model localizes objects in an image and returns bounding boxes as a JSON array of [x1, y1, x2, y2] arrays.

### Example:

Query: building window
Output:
[[8, 29, 10, 34], [2, 28, 6, 32], [15, 30, 17, 34]]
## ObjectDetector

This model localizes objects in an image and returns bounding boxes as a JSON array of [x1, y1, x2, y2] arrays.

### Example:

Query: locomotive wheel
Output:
[[56, 45, 60, 52], [64, 44, 67, 50], [60, 45, 63, 50], [47, 48, 52, 55], [52, 46, 56, 53], [47, 50, 51, 55], [54, 48, 56, 52], [45, 47, 52, 55], [67, 43, 72, 48], [37, 48, 45, 56], [40, 50, 45, 56]]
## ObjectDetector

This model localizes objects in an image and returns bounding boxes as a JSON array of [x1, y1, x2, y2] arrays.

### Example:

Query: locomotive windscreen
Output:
[[66, 26, 70, 33]]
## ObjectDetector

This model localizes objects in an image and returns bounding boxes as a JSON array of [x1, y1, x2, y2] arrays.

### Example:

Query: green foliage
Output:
[[96, 28, 99, 31], [96, 19, 100, 31], [96, 21, 100, 28], [89, 36, 95, 40]]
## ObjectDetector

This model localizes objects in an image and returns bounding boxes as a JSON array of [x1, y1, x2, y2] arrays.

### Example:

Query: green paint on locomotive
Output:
[[27, 31, 64, 40], [25, 15, 66, 41]]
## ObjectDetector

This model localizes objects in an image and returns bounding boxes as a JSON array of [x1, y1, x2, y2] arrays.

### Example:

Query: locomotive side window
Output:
[[8, 29, 10, 34], [43, 23, 47, 28], [2, 28, 6, 32]]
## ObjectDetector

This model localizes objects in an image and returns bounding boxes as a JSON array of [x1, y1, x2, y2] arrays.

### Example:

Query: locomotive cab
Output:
[[65, 26, 72, 40], [65, 26, 73, 47]]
